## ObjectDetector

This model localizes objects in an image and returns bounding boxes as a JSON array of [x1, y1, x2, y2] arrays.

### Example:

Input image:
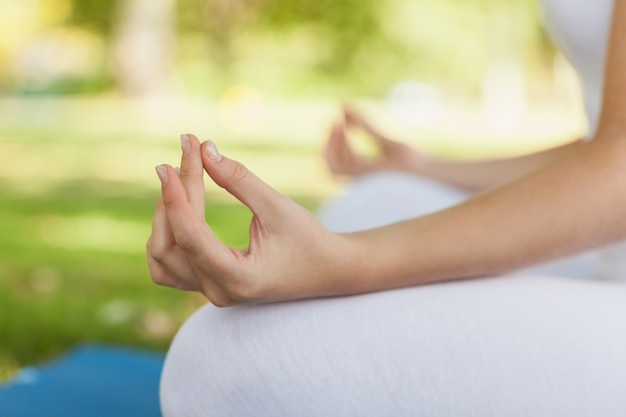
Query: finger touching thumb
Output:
[[201, 140, 287, 215]]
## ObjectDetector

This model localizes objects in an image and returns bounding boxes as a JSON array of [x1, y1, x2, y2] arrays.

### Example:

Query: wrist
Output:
[[410, 152, 434, 176], [333, 228, 410, 295], [314, 231, 368, 297]]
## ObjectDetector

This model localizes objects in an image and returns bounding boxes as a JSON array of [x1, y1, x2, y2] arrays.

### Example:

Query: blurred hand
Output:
[[146, 134, 353, 306], [325, 105, 424, 177]]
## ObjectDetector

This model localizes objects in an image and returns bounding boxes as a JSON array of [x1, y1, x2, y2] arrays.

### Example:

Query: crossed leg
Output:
[[160, 274, 626, 417]]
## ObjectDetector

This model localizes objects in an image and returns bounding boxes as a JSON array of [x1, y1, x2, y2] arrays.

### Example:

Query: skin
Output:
[[147, 2, 626, 306], [147, 135, 352, 306], [325, 105, 585, 191]]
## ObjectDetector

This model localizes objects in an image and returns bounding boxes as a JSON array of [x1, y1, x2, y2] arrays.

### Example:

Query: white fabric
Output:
[[317, 171, 598, 280], [541, 0, 626, 281], [160, 1, 626, 415], [541, 0, 613, 137], [161, 276, 626, 416], [317, 171, 469, 232]]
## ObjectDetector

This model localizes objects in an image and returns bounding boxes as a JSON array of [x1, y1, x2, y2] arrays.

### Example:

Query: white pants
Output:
[[160, 172, 626, 416]]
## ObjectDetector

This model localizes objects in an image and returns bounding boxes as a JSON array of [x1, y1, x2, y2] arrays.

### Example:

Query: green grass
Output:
[[0, 96, 584, 382], [0, 180, 238, 365], [0, 107, 325, 380], [0, 169, 322, 381]]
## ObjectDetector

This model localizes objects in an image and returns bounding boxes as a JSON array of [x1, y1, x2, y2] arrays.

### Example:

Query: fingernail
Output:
[[205, 140, 222, 161], [155, 165, 168, 184], [180, 134, 191, 156]]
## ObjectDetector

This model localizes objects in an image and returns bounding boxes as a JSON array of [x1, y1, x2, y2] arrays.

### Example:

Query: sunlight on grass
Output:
[[37, 214, 149, 254], [0, 97, 586, 199], [0, 96, 587, 370]]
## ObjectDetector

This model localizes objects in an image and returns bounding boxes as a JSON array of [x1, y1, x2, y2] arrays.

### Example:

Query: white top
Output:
[[541, 0, 614, 137]]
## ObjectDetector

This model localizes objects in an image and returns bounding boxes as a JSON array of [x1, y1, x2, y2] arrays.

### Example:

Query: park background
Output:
[[0, 0, 587, 379]]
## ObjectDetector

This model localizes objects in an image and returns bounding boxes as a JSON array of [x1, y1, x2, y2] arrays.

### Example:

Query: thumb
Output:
[[343, 105, 389, 144], [201, 140, 288, 217]]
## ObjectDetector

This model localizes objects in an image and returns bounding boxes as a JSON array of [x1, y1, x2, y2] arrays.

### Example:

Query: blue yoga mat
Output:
[[0, 344, 164, 417]]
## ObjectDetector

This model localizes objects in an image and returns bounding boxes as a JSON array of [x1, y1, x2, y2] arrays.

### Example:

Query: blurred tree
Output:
[[195, 0, 262, 70], [113, 0, 177, 96], [174, 0, 550, 97], [65, 0, 177, 96], [68, 0, 118, 33], [58, 0, 552, 97], [179, 0, 383, 77], [259, 0, 383, 75]]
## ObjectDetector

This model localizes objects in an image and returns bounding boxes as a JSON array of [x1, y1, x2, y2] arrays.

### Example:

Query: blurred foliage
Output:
[[196, 0, 382, 73], [0, 182, 248, 368], [0, 0, 556, 97], [176, 0, 550, 95], [67, 0, 118, 33], [0, 120, 324, 369], [0, 0, 580, 373], [0, 96, 584, 370]]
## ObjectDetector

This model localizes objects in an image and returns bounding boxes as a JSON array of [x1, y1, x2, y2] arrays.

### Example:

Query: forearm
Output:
[[417, 140, 584, 191], [341, 136, 626, 294]]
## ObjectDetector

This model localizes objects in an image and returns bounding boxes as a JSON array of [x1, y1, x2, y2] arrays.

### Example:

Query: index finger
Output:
[[179, 133, 205, 219], [343, 105, 390, 143], [156, 164, 233, 264]]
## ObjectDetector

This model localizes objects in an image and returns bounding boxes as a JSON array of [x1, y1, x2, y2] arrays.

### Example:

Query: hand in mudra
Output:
[[147, 134, 353, 306], [325, 106, 424, 177]]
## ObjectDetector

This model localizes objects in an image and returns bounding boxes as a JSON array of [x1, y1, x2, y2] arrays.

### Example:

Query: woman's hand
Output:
[[325, 105, 424, 177], [146, 134, 355, 306]]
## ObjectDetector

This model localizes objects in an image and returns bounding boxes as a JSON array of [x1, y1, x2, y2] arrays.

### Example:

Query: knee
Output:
[[159, 303, 305, 417], [160, 304, 219, 417]]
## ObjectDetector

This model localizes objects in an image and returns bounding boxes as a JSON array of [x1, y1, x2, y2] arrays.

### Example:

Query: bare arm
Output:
[[326, 106, 586, 191], [343, 1, 626, 291], [415, 139, 584, 190], [347, 136, 626, 292], [148, 2, 626, 304]]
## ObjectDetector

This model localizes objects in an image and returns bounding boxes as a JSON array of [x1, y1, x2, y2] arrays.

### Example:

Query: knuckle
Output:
[[229, 161, 250, 184], [148, 245, 164, 261], [208, 295, 236, 308], [179, 163, 199, 178], [178, 166, 191, 178], [148, 241, 170, 262], [161, 194, 178, 210], [223, 280, 257, 304], [174, 231, 196, 253], [151, 271, 173, 287], [201, 279, 256, 308]]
